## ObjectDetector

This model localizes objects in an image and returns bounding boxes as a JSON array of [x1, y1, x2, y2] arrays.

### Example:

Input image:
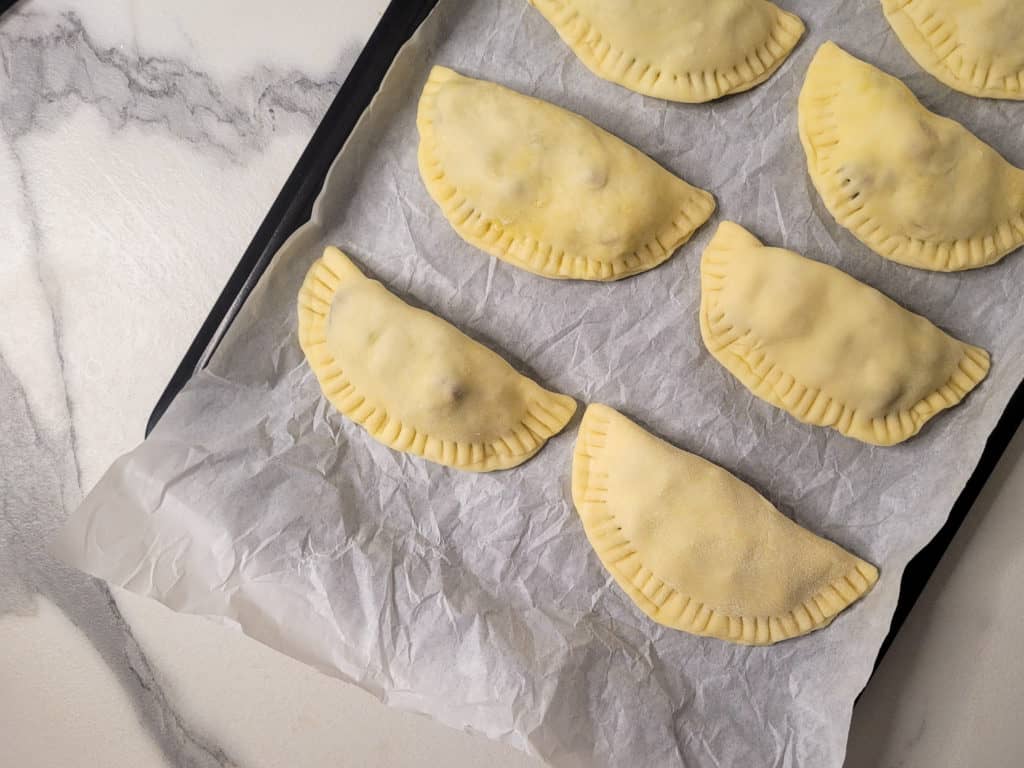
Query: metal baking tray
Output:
[[146, 0, 1024, 682]]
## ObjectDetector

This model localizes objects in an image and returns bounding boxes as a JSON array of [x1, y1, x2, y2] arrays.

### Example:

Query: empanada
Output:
[[572, 404, 878, 645], [417, 66, 715, 281], [882, 0, 1024, 99], [528, 0, 805, 103], [297, 247, 576, 471], [700, 222, 990, 446], [799, 42, 1024, 271]]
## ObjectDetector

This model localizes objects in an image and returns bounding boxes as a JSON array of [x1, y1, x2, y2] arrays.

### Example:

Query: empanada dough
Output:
[[297, 247, 576, 471], [799, 42, 1024, 271], [529, 0, 805, 102], [700, 222, 990, 446], [882, 0, 1024, 99], [417, 66, 715, 281], [572, 404, 878, 645]]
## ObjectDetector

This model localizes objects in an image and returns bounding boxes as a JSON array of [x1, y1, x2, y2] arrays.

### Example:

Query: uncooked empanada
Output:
[[882, 0, 1024, 99], [297, 247, 576, 471], [572, 404, 878, 645], [799, 42, 1024, 271], [529, 0, 805, 103], [417, 66, 715, 281], [700, 222, 990, 446]]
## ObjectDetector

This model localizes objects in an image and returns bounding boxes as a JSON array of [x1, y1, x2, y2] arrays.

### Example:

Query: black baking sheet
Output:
[[146, 0, 1024, 685]]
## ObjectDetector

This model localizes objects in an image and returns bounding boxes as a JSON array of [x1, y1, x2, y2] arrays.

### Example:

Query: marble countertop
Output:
[[2, 2, 1020, 766]]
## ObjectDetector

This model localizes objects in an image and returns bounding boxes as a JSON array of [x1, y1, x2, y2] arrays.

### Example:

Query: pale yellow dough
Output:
[[882, 0, 1024, 99], [297, 247, 576, 471], [529, 0, 805, 102], [416, 66, 715, 281], [572, 404, 878, 645], [799, 42, 1024, 271], [700, 222, 990, 446]]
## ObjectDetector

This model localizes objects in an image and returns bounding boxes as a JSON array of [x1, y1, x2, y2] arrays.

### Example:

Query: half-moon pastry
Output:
[[417, 66, 715, 280], [799, 42, 1024, 271], [298, 246, 576, 471], [572, 404, 878, 644], [529, 0, 805, 102], [882, 0, 1024, 100], [700, 222, 990, 446]]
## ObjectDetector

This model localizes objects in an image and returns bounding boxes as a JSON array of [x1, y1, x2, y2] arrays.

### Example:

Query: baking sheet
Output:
[[55, 1, 1024, 765]]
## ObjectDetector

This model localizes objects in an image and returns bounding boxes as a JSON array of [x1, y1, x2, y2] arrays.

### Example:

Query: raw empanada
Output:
[[700, 222, 990, 446], [528, 0, 805, 103], [417, 66, 715, 281], [799, 42, 1024, 271], [572, 404, 878, 645], [297, 247, 576, 471], [882, 0, 1024, 99]]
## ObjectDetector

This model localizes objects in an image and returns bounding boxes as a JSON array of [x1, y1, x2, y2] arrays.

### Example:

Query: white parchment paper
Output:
[[56, 1, 1024, 765]]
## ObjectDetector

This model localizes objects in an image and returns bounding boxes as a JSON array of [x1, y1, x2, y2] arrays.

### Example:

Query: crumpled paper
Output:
[[55, 1, 1024, 765]]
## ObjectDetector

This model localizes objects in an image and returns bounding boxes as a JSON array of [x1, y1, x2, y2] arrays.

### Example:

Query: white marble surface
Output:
[[0, 2, 1020, 766]]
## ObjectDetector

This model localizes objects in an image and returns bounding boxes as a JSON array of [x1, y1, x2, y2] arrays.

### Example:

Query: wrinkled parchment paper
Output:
[[56, 1, 1024, 765]]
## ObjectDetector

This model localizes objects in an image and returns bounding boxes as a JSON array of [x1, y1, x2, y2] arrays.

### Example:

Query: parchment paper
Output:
[[55, 1, 1024, 765]]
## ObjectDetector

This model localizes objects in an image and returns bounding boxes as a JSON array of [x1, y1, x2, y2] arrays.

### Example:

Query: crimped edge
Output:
[[699, 222, 991, 446], [529, 0, 805, 103], [415, 65, 716, 281], [798, 42, 1024, 271], [882, 0, 1024, 100], [297, 246, 577, 471], [571, 404, 879, 645]]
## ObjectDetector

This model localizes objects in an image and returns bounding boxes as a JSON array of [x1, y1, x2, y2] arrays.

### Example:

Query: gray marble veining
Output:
[[1, 3, 362, 764], [1, 358, 234, 767], [1, 10, 350, 149]]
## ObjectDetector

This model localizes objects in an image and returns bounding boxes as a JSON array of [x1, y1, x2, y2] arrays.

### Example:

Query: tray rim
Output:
[[145, 0, 1024, 691]]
